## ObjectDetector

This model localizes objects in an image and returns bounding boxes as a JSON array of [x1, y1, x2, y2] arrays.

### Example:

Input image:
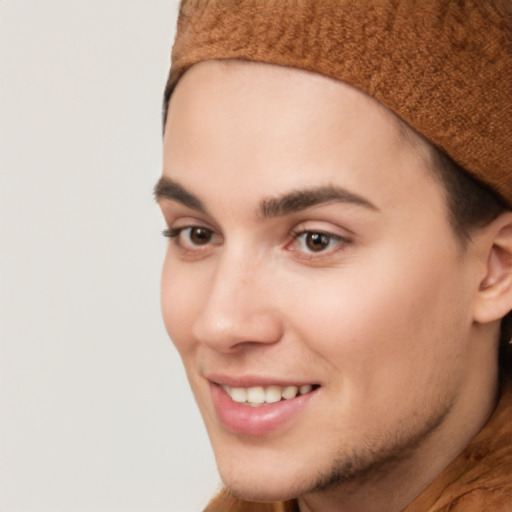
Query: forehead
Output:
[[163, 60, 443, 219], [165, 60, 404, 152]]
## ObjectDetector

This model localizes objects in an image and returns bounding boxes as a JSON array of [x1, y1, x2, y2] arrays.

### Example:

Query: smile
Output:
[[209, 380, 320, 435], [222, 384, 316, 407]]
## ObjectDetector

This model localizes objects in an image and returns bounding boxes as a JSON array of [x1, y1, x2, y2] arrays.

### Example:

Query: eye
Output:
[[301, 232, 334, 252], [186, 226, 214, 245], [289, 229, 348, 255], [164, 225, 218, 249]]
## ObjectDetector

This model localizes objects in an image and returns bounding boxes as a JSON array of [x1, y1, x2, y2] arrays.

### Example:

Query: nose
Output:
[[191, 249, 283, 353]]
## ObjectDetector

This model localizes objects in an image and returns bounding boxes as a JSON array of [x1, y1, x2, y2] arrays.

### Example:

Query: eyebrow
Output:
[[153, 176, 206, 213], [154, 177, 378, 218], [259, 185, 379, 218]]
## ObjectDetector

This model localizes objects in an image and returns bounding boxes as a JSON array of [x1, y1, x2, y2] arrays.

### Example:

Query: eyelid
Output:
[[290, 220, 353, 240], [159, 205, 222, 234], [163, 214, 217, 234]]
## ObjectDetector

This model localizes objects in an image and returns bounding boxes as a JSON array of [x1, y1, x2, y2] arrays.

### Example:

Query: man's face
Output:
[[158, 61, 484, 502]]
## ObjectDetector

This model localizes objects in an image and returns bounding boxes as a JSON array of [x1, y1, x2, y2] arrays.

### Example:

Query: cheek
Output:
[[281, 245, 470, 390], [160, 255, 202, 357]]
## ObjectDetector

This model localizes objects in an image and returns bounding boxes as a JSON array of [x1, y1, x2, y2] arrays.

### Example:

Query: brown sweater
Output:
[[205, 380, 512, 512]]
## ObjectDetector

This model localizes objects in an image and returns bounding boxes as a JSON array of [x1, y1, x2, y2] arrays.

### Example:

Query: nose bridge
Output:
[[192, 242, 282, 351]]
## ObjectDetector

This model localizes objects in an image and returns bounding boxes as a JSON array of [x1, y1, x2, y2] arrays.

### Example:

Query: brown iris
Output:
[[305, 232, 331, 252], [189, 227, 213, 245]]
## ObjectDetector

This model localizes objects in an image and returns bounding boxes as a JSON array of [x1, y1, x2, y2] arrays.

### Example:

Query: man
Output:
[[155, 1, 512, 511]]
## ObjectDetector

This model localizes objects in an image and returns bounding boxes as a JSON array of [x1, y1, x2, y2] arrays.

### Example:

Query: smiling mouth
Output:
[[221, 384, 320, 407]]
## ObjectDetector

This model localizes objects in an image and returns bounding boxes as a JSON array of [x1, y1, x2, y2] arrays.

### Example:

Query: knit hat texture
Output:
[[165, 0, 512, 206]]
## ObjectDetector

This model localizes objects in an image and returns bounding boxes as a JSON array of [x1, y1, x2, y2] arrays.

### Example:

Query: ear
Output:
[[472, 212, 512, 324]]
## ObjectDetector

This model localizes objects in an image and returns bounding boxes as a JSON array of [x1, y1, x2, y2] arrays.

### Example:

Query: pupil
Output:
[[306, 232, 329, 251], [190, 227, 211, 245]]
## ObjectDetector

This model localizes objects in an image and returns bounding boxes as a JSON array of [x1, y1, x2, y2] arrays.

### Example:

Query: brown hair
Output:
[[428, 146, 509, 244]]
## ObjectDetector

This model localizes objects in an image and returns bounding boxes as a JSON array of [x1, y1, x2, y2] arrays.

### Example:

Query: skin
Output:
[[157, 61, 505, 512]]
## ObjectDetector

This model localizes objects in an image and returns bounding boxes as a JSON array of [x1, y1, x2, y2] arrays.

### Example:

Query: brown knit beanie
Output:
[[164, 0, 512, 207]]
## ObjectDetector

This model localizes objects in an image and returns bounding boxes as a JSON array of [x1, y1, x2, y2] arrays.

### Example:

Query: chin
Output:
[[212, 445, 316, 503], [221, 473, 306, 504]]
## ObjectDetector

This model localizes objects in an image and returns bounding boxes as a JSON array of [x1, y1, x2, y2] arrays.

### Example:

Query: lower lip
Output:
[[210, 383, 318, 436]]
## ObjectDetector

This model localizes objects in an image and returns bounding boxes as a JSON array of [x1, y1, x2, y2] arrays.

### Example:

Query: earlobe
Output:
[[473, 214, 512, 324]]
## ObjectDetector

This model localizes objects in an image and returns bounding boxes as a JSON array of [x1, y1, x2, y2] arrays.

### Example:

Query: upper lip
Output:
[[207, 373, 320, 388]]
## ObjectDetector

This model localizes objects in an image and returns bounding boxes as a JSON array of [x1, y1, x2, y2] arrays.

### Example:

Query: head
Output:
[[156, 0, 512, 506], [156, 59, 512, 503]]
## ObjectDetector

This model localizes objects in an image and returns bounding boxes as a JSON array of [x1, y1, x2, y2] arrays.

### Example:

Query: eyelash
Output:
[[163, 226, 350, 257], [163, 226, 218, 246]]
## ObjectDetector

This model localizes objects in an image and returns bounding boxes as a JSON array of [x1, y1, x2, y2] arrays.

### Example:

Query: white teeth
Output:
[[282, 386, 298, 399], [223, 384, 315, 405], [265, 385, 282, 404], [246, 386, 265, 404], [299, 384, 312, 395], [230, 387, 247, 403]]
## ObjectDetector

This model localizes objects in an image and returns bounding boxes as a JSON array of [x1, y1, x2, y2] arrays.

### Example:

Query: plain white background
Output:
[[0, 1, 220, 511]]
